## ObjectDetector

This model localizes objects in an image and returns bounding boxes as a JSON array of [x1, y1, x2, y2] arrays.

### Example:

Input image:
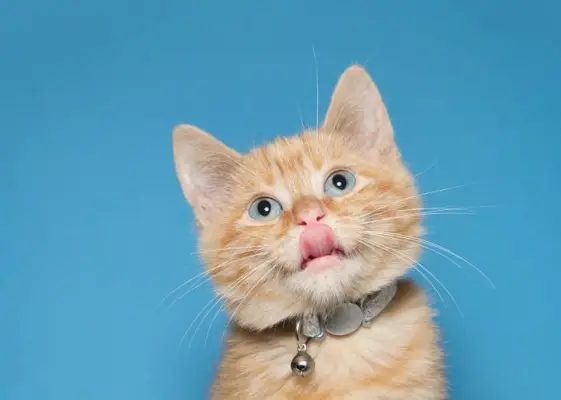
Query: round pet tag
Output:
[[324, 303, 364, 336]]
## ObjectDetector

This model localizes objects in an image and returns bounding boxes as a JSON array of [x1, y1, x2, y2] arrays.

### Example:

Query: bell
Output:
[[290, 350, 315, 377]]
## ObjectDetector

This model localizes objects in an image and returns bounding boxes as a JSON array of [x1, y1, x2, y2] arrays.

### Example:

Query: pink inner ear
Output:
[[322, 65, 395, 156], [299, 224, 337, 260]]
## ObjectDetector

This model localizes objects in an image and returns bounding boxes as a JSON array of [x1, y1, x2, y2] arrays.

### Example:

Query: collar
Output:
[[290, 281, 398, 377]]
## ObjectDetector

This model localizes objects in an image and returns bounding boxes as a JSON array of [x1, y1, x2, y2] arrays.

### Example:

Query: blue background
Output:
[[1, 1, 560, 399]]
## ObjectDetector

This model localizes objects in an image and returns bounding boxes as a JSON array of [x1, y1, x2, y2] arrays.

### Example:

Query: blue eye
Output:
[[324, 170, 356, 197], [248, 197, 282, 221]]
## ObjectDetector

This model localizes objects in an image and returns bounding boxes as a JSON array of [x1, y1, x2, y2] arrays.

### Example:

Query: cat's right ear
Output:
[[172, 124, 241, 228]]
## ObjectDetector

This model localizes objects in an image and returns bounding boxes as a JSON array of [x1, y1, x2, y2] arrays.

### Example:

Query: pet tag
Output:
[[301, 312, 324, 339], [361, 282, 398, 325], [324, 302, 364, 336]]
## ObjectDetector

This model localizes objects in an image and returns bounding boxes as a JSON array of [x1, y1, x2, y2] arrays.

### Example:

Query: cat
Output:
[[172, 65, 445, 399]]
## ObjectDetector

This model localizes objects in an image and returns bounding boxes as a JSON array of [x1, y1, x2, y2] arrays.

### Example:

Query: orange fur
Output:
[[172, 65, 445, 399]]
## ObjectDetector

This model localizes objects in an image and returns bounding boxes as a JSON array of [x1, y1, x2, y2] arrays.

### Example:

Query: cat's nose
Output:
[[296, 209, 325, 226]]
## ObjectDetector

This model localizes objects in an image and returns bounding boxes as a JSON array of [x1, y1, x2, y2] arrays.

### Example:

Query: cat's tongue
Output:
[[299, 224, 337, 265]]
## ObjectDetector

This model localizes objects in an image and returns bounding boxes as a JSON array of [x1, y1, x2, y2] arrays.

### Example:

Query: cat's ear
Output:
[[322, 65, 396, 157], [172, 124, 241, 228]]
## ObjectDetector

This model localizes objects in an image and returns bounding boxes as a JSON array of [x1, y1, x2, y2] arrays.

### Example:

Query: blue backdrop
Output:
[[2, 1, 560, 399]]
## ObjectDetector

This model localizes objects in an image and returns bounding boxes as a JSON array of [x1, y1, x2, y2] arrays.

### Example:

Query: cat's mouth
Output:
[[300, 248, 346, 272]]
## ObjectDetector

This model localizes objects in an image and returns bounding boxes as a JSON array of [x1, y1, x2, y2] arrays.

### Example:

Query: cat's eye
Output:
[[324, 170, 356, 197], [248, 197, 282, 221]]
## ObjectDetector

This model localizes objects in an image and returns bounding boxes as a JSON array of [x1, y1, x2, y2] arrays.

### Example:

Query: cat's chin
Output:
[[286, 255, 365, 307]]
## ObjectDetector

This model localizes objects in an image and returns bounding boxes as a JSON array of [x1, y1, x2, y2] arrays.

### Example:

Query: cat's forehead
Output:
[[252, 136, 322, 176], [240, 132, 345, 206]]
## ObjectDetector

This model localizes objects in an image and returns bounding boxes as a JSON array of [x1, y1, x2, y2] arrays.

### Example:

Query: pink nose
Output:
[[299, 223, 336, 261], [296, 209, 325, 226]]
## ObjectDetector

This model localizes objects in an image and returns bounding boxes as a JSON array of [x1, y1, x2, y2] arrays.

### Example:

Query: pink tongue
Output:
[[299, 224, 336, 260]]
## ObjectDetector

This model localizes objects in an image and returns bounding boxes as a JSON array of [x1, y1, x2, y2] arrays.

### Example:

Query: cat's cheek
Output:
[[274, 230, 303, 272], [321, 217, 361, 256]]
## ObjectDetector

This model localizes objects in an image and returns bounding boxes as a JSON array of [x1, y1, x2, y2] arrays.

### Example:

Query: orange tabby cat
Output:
[[172, 65, 445, 399]]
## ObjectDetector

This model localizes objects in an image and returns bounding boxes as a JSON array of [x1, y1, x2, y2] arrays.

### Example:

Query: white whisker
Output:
[[179, 261, 266, 348], [366, 183, 478, 218], [414, 160, 439, 178], [159, 250, 267, 309], [312, 45, 319, 129], [363, 237, 464, 319], [360, 206, 477, 222], [355, 237, 445, 305], [191, 245, 266, 256], [297, 102, 307, 131], [216, 261, 278, 344], [359, 210, 476, 228], [365, 230, 495, 288]]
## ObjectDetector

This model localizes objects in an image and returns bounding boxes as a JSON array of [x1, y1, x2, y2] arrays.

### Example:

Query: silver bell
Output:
[[290, 350, 315, 377]]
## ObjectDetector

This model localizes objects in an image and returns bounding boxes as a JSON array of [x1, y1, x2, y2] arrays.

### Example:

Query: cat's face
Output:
[[173, 65, 421, 330]]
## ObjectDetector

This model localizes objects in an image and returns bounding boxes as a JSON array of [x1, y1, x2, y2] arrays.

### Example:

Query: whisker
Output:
[[364, 230, 495, 288], [360, 207, 477, 222], [378, 232, 495, 288], [170, 252, 268, 309], [413, 263, 464, 319], [362, 237, 464, 319], [191, 245, 266, 256], [358, 210, 476, 228], [179, 262, 265, 348], [296, 102, 307, 131], [215, 261, 278, 344], [370, 231, 464, 272], [355, 237, 445, 305], [366, 183, 478, 218], [179, 295, 222, 348], [186, 258, 274, 348], [198, 259, 275, 348], [414, 160, 439, 178], [312, 45, 320, 129], [161, 250, 267, 309]]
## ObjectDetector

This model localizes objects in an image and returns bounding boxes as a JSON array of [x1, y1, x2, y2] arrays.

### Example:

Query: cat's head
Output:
[[172, 65, 421, 331]]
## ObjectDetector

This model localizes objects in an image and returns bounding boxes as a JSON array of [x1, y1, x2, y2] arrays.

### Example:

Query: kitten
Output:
[[172, 65, 445, 399]]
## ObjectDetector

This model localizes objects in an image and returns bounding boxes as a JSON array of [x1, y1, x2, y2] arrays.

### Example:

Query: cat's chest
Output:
[[215, 286, 442, 399], [239, 321, 416, 398], [262, 323, 406, 380]]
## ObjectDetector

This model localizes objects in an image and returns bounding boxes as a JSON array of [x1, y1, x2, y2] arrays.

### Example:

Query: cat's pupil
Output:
[[332, 174, 347, 190], [257, 199, 272, 216]]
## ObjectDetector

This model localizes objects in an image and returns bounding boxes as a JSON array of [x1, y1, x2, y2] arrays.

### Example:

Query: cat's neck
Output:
[[232, 279, 400, 338]]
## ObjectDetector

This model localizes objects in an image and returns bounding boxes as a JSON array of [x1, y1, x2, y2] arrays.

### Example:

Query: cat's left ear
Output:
[[322, 65, 397, 158]]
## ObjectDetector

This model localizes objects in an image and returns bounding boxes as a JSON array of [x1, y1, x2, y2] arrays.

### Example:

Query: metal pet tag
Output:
[[301, 312, 324, 339], [324, 303, 364, 336], [362, 282, 398, 325]]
